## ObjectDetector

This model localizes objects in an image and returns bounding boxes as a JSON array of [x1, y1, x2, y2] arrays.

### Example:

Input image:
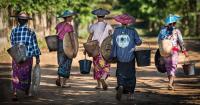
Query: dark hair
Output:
[[63, 16, 72, 20], [168, 22, 176, 26], [97, 16, 105, 18], [18, 18, 28, 25], [63, 17, 67, 20]]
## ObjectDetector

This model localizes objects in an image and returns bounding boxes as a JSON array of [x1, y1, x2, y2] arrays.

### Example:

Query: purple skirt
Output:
[[163, 51, 179, 76], [12, 58, 33, 91]]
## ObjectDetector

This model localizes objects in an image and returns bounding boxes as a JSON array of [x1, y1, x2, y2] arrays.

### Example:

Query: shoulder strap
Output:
[[103, 22, 107, 32]]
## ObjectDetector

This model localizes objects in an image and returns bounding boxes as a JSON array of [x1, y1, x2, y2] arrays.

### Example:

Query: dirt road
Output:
[[0, 39, 200, 105]]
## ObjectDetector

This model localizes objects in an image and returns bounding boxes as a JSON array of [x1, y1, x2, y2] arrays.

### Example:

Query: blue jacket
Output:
[[111, 26, 142, 62]]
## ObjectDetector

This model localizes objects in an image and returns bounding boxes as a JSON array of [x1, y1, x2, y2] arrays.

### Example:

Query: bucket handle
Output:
[[134, 40, 151, 51], [84, 53, 89, 60]]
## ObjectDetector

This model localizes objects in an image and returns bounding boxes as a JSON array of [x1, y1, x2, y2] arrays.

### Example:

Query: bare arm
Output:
[[87, 32, 93, 42], [176, 29, 189, 57]]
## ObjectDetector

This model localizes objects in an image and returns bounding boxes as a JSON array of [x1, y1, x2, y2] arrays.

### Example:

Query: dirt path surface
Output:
[[0, 39, 200, 105]]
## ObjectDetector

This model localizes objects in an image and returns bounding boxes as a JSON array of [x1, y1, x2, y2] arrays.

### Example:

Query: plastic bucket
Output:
[[182, 63, 195, 76], [45, 35, 58, 52], [79, 55, 92, 74], [7, 44, 27, 64], [135, 49, 151, 67]]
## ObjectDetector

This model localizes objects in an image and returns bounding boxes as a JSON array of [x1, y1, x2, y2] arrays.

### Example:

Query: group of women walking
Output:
[[9, 8, 188, 101]]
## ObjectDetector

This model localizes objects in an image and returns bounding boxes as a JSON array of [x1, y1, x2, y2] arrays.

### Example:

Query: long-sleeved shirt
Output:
[[111, 26, 142, 62], [158, 26, 186, 51], [10, 24, 41, 58]]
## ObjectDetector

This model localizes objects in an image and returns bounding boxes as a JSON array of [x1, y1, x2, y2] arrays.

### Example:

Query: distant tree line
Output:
[[0, 0, 199, 37]]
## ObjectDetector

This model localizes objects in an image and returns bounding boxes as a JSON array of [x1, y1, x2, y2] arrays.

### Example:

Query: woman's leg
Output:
[[127, 62, 136, 101], [93, 54, 110, 90], [95, 79, 101, 89], [56, 51, 62, 87], [12, 88, 18, 101], [56, 76, 61, 86], [57, 52, 68, 87], [61, 78, 71, 88], [116, 62, 125, 101], [93, 63, 101, 89], [100, 72, 108, 90], [116, 61, 136, 101], [168, 75, 175, 90], [57, 40, 64, 86], [60, 57, 72, 88], [165, 51, 178, 90]]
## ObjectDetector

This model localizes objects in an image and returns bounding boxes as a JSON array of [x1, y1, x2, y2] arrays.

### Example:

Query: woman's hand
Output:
[[83, 50, 87, 55], [183, 50, 189, 57], [36, 57, 40, 64]]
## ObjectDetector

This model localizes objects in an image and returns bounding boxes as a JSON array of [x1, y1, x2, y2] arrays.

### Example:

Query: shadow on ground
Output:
[[0, 62, 200, 105]]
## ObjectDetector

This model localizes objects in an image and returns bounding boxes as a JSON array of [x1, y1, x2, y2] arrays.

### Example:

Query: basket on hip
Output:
[[83, 40, 99, 57]]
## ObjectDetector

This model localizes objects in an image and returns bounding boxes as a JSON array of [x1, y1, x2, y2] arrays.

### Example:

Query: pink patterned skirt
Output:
[[93, 53, 110, 80]]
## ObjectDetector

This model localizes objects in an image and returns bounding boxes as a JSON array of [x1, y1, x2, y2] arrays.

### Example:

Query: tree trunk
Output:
[[0, 9, 3, 33], [188, 0, 197, 36], [0, 8, 10, 52], [181, 1, 189, 36], [196, 13, 200, 36], [74, 19, 80, 37], [196, 1, 200, 36], [51, 14, 56, 35]]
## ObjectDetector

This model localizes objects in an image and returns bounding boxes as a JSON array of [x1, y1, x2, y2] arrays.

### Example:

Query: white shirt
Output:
[[89, 21, 113, 46]]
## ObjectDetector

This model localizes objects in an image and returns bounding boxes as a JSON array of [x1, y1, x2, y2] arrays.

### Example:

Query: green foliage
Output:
[[0, 0, 199, 37], [113, 0, 200, 37]]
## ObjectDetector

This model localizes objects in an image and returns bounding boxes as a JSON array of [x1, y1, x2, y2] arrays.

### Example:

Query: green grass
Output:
[[183, 36, 200, 40], [78, 29, 89, 39], [37, 38, 48, 49]]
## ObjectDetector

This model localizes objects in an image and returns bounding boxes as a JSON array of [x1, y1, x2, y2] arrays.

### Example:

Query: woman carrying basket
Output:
[[85, 8, 113, 90], [55, 10, 76, 88], [158, 14, 189, 90], [10, 12, 41, 101], [111, 14, 142, 101]]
